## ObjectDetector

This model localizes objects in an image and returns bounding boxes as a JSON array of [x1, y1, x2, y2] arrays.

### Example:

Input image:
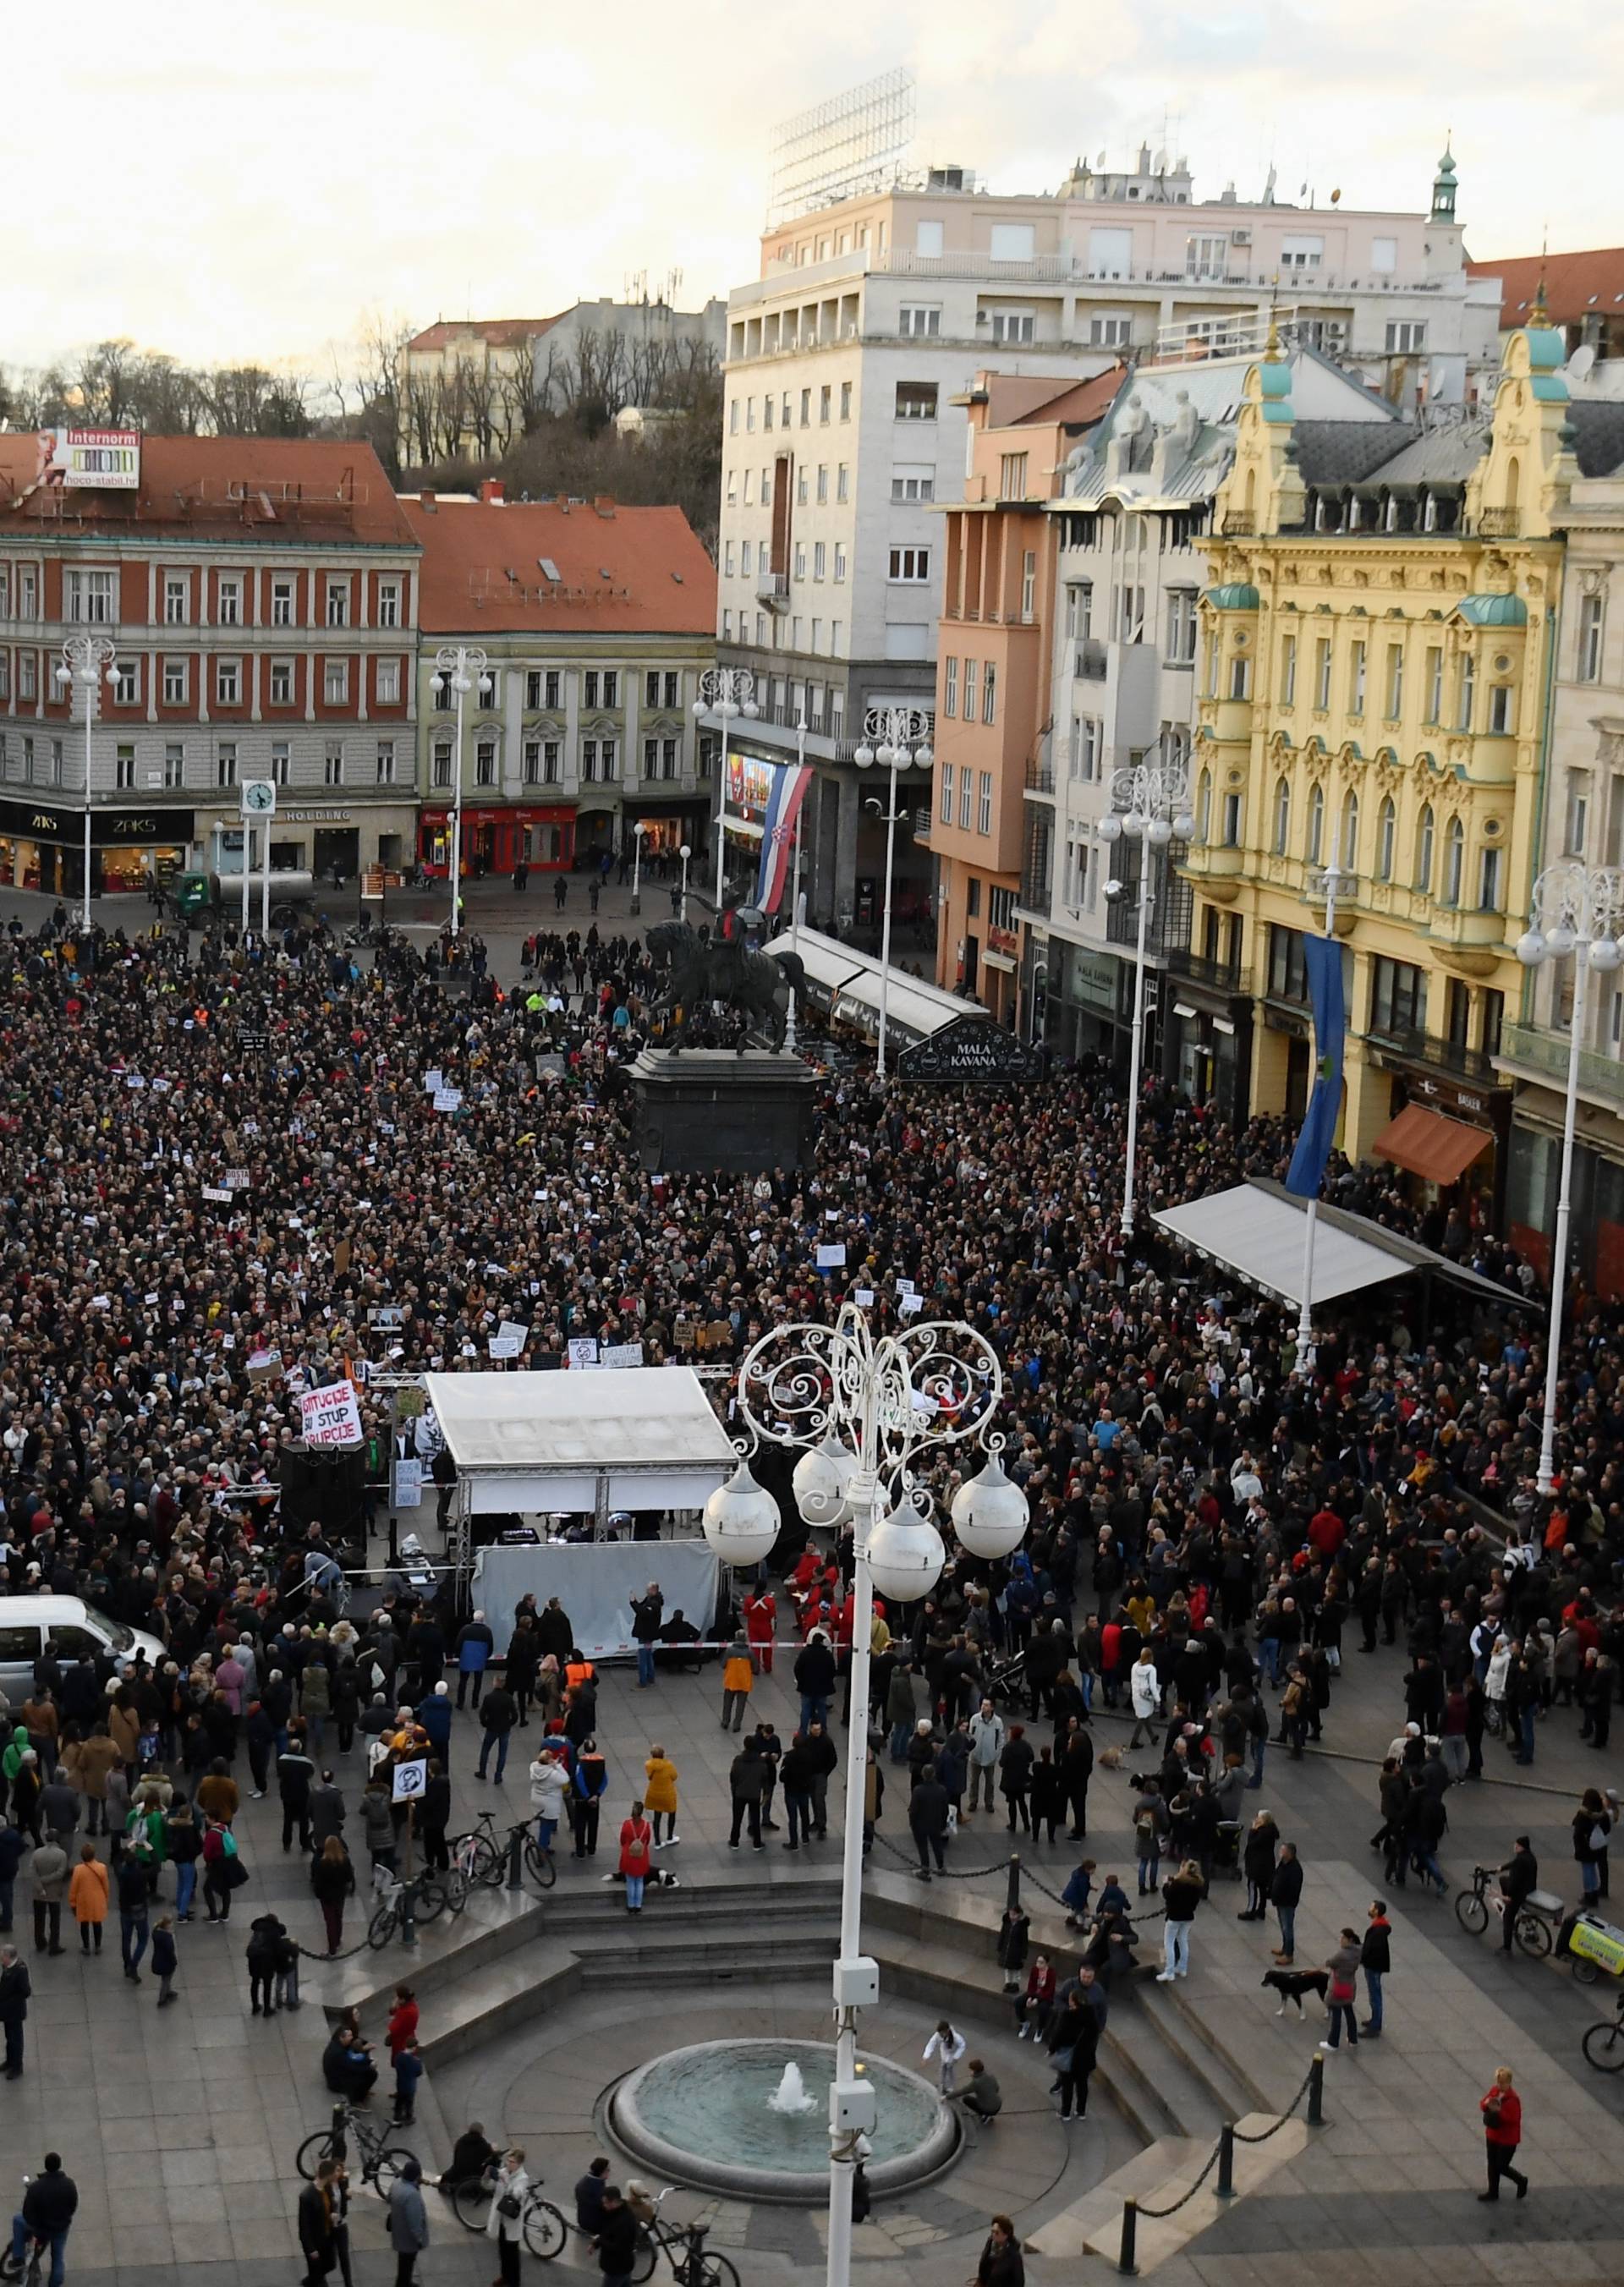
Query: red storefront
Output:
[[418, 805, 575, 877]]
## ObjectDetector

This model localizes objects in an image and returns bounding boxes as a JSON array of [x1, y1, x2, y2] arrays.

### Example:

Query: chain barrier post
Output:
[[1007, 1853, 1022, 1914], [329, 2103, 349, 2163], [1116, 2197, 1138, 2277], [1216, 2121, 1235, 2198], [1308, 2048, 1326, 2127], [508, 1822, 524, 1890]]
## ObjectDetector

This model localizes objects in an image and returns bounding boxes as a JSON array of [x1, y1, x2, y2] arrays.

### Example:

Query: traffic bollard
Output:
[[1007, 1854, 1022, 1914], [1116, 2197, 1138, 2276], [508, 1824, 524, 1890], [1308, 2049, 1326, 2127], [1216, 2121, 1235, 2198]]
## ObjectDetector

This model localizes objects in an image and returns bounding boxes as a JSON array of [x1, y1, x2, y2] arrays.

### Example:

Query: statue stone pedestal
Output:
[[628, 1048, 815, 1174]]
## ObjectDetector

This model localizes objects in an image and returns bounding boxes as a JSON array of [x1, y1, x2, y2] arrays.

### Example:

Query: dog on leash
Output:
[[1260, 1967, 1330, 2016], [1097, 1745, 1124, 1772]]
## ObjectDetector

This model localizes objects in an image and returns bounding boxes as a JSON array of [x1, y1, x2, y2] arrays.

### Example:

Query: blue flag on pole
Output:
[[1285, 934, 1345, 1198]]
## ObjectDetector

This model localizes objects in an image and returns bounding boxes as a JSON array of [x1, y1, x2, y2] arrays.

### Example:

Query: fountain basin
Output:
[[607, 2037, 958, 2203]]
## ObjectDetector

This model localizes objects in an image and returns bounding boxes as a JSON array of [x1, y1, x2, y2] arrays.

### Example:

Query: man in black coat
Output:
[[0, 1944, 30, 2076], [14, 2153, 76, 2278], [629, 1586, 664, 1690], [802, 1720, 838, 1839], [793, 1633, 837, 1733], [909, 1773, 950, 1880]]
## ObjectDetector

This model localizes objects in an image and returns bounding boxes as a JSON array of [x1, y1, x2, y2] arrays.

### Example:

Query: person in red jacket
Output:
[[618, 1800, 653, 1915], [743, 1588, 776, 1676], [1478, 2066, 1528, 2202], [387, 1984, 419, 2062]]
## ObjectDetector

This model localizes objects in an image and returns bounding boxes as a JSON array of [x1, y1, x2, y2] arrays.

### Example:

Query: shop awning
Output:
[[1152, 1182, 1409, 1306], [1373, 1103, 1492, 1185], [763, 925, 971, 1046]]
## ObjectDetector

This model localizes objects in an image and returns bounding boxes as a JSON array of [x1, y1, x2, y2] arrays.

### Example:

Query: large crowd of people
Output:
[[0, 897, 1619, 2256]]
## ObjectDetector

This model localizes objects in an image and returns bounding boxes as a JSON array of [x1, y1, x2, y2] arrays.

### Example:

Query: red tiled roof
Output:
[[1468, 248, 1624, 330], [406, 317, 562, 352], [0, 434, 417, 546], [401, 496, 716, 634], [1009, 368, 1128, 430]]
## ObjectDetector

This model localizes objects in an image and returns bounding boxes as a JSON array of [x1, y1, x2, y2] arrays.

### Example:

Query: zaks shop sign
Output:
[[0, 798, 195, 847]]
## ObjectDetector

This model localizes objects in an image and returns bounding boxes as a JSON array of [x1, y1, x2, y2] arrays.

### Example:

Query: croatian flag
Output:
[[754, 763, 814, 913]]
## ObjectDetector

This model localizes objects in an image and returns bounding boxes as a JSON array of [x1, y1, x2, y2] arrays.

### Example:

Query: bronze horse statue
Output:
[[646, 919, 808, 1052]]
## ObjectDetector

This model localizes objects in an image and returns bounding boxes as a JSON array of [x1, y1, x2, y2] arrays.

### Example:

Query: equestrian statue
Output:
[[646, 903, 808, 1053]]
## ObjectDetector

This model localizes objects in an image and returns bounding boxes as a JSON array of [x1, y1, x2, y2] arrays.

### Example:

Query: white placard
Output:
[[433, 1089, 463, 1113], [897, 1279, 918, 1297], [898, 1293, 924, 1318], [816, 1243, 847, 1270], [567, 1337, 601, 1370], [299, 1382, 365, 1447], [497, 1320, 529, 1347], [423, 1070, 443, 1093], [223, 1169, 250, 1189], [392, 1758, 427, 1805], [201, 1186, 234, 1204], [602, 1341, 645, 1369], [126, 1074, 145, 1091], [488, 1335, 521, 1359], [392, 1457, 422, 1509], [853, 1287, 875, 1306]]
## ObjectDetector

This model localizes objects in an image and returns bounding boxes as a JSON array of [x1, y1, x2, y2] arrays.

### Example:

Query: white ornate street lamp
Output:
[[629, 820, 647, 917], [1096, 748, 1195, 1241], [678, 841, 692, 927], [703, 1301, 1026, 2287], [429, 644, 489, 938], [1517, 861, 1624, 1494], [54, 635, 118, 932], [853, 706, 933, 1079], [693, 666, 760, 916]]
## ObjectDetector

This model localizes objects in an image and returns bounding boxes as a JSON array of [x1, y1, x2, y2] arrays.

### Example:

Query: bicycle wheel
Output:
[[453, 2178, 495, 2231], [522, 2198, 568, 2260], [1455, 1890, 1488, 1935], [462, 1833, 502, 1885], [1573, 1955, 1600, 1985], [295, 2130, 337, 2181], [367, 1901, 398, 1950], [1517, 1912, 1553, 1959], [525, 1840, 558, 1892], [442, 1867, 469, 1917], [629, 2224, 658, 2284], [415, 1878, 448, 1924], [372, 2147, 415, 2197], [1583, 2019, 1624, 2072], [694, 2252, 741, 2287]]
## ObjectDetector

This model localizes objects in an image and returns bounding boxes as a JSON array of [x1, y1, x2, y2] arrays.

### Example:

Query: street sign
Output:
[[392, 1758, 427, 1805]]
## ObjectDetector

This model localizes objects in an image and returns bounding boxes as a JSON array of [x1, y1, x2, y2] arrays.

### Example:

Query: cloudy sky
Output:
[[6, 0, 1618, 382]]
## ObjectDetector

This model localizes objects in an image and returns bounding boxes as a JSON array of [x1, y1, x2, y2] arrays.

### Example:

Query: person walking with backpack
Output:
[[618, 1800, 654, 1914]]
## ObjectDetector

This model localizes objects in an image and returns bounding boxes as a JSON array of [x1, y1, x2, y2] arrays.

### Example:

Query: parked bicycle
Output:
[[451, 2164, 567, 2257], [1455, 1864, 1559, 1957], [451, 1809, 557, 1893], [631, 2186, 740, 2287], [1583, 1992, 1624, 2073], [296, 2103, 414, 2197], [368, 1866, 468, 1949], [0, 2179, 45, 2287]]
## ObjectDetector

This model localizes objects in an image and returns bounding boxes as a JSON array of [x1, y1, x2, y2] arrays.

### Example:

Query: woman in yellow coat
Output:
[[643, 1746, 680, 1848]]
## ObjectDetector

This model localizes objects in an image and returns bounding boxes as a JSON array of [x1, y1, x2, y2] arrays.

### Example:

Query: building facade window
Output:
[[376, 739, 396, 786], [1369, 954, 1428, 1034], [1280, 633, 1297, 704], [324, 659, 348, 705], [1416, 802, 1435, 890], [982, 664, 996, 725], [1273, 776, 1291, 854], [162, 659, 187, 705], [1376, 795, 1396, 880], [978, 771, 992, 833], [1442, 814, 1465, 903], [324, 739, 344, 787], [270, 660, 294, 705], [162, 743, 184, 790], [944, 659, 957, 717], [1306, 781, 1325, 864], [941, 765, 953, 823]]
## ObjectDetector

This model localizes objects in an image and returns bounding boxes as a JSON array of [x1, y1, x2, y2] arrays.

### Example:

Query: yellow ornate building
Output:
[[1179, 326, 1579, 1221]]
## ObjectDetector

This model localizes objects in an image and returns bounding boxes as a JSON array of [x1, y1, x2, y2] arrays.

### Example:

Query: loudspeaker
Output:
[[277, 1440, 367, 1544]]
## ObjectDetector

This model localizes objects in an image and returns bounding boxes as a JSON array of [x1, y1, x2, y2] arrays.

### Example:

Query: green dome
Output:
[[1457, 593, 1528, 627], [1207, 582, 1261, 611]]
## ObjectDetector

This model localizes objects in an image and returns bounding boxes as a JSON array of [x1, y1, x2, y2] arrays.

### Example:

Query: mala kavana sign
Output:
[[897, 1015, 1042, 1086]]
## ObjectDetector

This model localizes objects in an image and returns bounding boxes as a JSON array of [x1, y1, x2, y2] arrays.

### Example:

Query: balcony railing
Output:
[[1024, 759, 1056, 792], [1500, 1020, 1624, 1105], [1166, 947, 1250, 996], [756, 572, 789, 601], [1366, 1023, 1501, 1086]]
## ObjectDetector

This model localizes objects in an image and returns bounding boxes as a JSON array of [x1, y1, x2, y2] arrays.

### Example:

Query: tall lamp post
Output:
[[1096, 749, 1195, 1241], [429, 644, 488, 938], [702, 1302, 1029, 2287], [1517, 861, 1624, 1493], [1293, 860, 1356, 1372], [693, 666, 760, 917], [54, 635, 118, 932], [678, 841, 692, 927], [629, 820, 647, 918], [853, 706, 933, 1080]]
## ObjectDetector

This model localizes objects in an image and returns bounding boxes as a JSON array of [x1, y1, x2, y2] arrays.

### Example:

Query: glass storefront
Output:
[[418, 807, 575, 876]]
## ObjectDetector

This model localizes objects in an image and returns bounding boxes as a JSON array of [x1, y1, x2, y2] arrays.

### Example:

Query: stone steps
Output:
[[310, 1884, 547, 2019], [576, 1925, 840, 1988]]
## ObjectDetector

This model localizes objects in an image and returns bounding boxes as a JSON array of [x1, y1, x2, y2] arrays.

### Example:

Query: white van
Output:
[[0, 1596, 167, 1703]]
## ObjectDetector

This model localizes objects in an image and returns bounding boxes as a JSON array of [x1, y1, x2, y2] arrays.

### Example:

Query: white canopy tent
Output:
[[422, 1366, 737, 1518], [764, 924, 974, 1049], [1151, 1182, 1413, 1307]]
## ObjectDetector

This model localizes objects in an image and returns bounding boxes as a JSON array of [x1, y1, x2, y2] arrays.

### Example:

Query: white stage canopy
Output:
[[422, 1367, 736, 1518], [764, 924, 973, 1048], [1151, 1182, 1411, 1308]]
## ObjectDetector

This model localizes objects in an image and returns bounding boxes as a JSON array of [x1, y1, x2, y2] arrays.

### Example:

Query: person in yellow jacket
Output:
[[721, 1637, 754, 1735], [643, 1747, 680, 1848], [68, 1844, 109, 1955]]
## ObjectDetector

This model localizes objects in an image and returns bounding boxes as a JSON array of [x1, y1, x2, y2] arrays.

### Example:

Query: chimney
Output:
[[418, 490, 436, 513], [480, 479, 506, 505], [594, 494, 617, 517]]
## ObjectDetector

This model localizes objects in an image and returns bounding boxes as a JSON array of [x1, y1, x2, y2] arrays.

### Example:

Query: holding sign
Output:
[[299, 1382, 365, 1447]]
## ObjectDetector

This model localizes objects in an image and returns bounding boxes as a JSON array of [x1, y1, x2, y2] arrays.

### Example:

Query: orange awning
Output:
[[1373, 1102, 1492, 1185]]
